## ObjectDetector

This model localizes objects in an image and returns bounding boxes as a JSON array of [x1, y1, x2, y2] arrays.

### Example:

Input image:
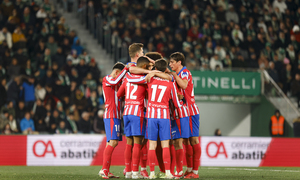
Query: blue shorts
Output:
[[171, 117, 190, 139], [144, 118, 148, 139], [104, 118, 122, 142], [189, 114, 200, 137], [123, 115, 146, 137], [147, 118, 171, 141]]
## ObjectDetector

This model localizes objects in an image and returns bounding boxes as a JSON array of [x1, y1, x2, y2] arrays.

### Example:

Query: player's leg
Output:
[[140, 137, 149, 178], [124, 136, 133, 178], [130, 115, 146, 178], [156, 137, 165, 174], [148, 140, 158, 179], [160, 140, 173, 178], [170, 140, 176, 175], [123, 115, 133, 178], [171, 117, 188, 177], [159, 119, 173, 178], [140, 117, 149, 177], [185, 114, 201, 179], [132, 136, 143, 178], [101, 118, 122, 178], [183, 116, 194, 176], [147, 118, 159, 179], [174, 138, 184, 176]]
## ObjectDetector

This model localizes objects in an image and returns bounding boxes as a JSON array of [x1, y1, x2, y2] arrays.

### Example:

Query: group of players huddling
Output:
[[98, 43, 201, 179]]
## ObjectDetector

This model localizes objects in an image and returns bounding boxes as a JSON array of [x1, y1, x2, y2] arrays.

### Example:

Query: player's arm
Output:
[[170, 81, 182, 108], [129, 66, 152, 74], [106, 67, 128, 86], [146, 72, 172, 82], [177, 93, 184, 100], [170, 72, 188, 90], [117, 81, 126, 98], [126, 73, 147, 84]]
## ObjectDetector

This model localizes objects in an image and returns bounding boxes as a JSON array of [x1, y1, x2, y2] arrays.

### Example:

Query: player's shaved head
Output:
[[128, 43, 144, 58], [170, 52, 185, 66], [154, 59, 168, 72], [137, 56, 150, 68], [145, 52, 163, 61], [112, 62, 125, 70]]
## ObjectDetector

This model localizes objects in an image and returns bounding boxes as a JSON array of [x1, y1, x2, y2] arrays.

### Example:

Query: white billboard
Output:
[[27, 135, 105, 166], [201, 137, 272, 167]]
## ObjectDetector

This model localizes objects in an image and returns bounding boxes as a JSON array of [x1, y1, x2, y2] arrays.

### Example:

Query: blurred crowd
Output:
[[0, 0, 105, 135], [2, 0, 300, 134], [89, 0, 300, 95]]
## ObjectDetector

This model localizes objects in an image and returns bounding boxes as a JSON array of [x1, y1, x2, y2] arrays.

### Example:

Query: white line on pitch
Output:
[[201, 167, 300, 173]]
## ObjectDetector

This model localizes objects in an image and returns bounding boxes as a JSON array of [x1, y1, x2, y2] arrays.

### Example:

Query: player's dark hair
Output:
[[154, 59, 167, 72], [112, 62, 125, 70], [170, 52, 185, 66], [128, 43, 143, 58], [145, 52, 163, 61], [137, 57, 150, 68]]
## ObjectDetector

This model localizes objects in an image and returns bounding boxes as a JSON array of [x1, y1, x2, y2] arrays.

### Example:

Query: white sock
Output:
[[141, 167, 147, 171], [187, 167, 192, 172], [126, 172, 132, 175], [165, 170, 171, 176], [132, 171, 138, 175], [192, 170, 198, 175], [150, 171, 155, 176]]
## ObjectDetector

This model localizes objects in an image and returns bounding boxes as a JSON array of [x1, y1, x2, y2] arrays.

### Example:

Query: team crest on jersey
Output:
[[181, 71, 189, 79]]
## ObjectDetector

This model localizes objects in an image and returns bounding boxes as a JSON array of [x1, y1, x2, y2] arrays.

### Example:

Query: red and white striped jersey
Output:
[[125, 72, 147, 84], [178, 66, 199, 116], [146, 77, 182, 119], [170, 99, 190, 119], [117, 74, 147, 117], [171, 80, 190, 118], [102, 67, 128, 119]]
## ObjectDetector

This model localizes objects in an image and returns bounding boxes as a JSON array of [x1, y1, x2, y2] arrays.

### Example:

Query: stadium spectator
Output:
[[1, 101, 15, 117], [79, 111, 92, 133], [94, 109, 105, 134], [210, 54, 223, 71], [66, 113, 77, 133], [20, 76, 36, 110], [214, 129, 222, 136], [291, 73, 300, 107], [269, 109, 286, 137], [12, 26, 26, 50], [35, 118, 48, 133], [20, 111, 37, 134], [0, 27, 12, 49], [281, 64, 293, 94], [8, 114, 18, 133], [56, 120, 70, 134], [16, 101, 25, 121], [2, 123, 12, 134], [0, 78, 7, 108], [0, 109, 9, 131]]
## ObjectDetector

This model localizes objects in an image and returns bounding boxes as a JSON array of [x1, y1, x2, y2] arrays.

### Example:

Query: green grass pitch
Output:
[[0, 166, 299, 180]]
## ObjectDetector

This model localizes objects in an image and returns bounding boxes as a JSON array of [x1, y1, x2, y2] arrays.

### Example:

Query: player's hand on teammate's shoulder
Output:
[[177, 94, 184, 100], [151, 70, 161, 73], [169, 72, 176, 76], [143, 55, 155, 64], [145, 73, 156, 82]]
